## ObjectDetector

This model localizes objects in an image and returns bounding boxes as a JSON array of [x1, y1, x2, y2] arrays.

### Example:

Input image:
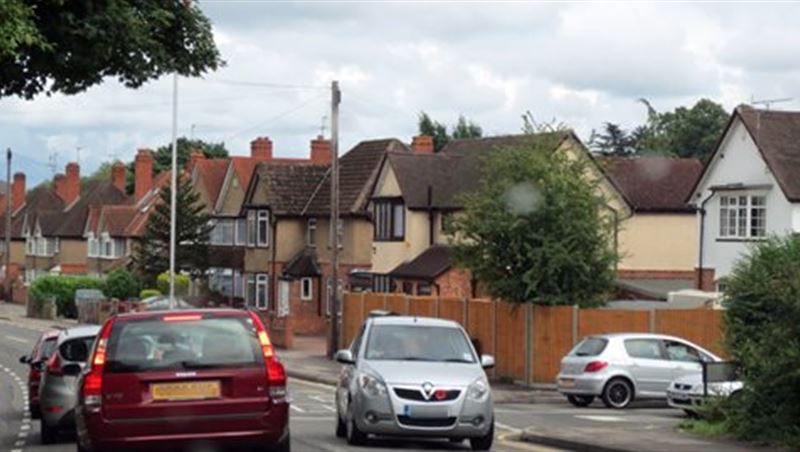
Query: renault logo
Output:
[[421, 382, 434, 400]]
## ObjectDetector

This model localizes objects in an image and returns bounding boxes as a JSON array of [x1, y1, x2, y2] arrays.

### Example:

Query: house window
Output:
[[257, 211, 269, 247], [719, 194, 767, 239], [374, 199, 405, 241], [26, 235, 34, 255], [402, 281, 414, 295], [247, 211, 256, 246], [417, 282, 433, 296], [235, 218, 247, 246], [87, 233, 99, 257], [255, 273, 269, 309], [210, 219, 235, 245], [246, 274, 256, 304], [301, 277, 313, 300], [372, 274, 393, 293], [307, 218, 317, 246]]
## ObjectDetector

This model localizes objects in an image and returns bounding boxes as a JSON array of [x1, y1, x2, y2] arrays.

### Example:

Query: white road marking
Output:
[[495, 421, 522, 434], [19, 424, 30, 430], [319, 404, 337, 412], [290, 404, 307, 413], [5, 335, 30, 344], [575, 414, 627, 422], [290, 377, 336, 391], [291, 416, 335, 421], [309, 395, 335, 404]]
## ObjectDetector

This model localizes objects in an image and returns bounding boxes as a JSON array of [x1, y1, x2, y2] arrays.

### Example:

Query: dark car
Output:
[[74, 309, 289, 452], [19, 329, 60, 419]]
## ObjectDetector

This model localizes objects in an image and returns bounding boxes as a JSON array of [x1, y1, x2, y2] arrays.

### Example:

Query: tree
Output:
[[450, 134, 618, 306], [418, 111, 483, 152], [452, 115, 483, 140], [103, 268, 140, 300], [0, 0, 222, 99], [589, 122, 636, 155], [81, 162, 113, 191], [132, 180, 212, 284]]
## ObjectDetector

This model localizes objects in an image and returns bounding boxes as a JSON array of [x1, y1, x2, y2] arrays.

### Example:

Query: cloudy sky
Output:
[[3, 1, 800, 186]]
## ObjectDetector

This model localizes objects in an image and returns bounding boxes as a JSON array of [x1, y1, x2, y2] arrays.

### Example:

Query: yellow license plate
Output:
[[151, 381, 221, 401]]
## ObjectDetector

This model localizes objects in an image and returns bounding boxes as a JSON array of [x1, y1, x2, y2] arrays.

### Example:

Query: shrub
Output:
[[156, 272, 190, 296], [29, 275, 104, 318], [723, 235, 800, 447], [104, 268, 140, 300], [139, 289, 161, 299]]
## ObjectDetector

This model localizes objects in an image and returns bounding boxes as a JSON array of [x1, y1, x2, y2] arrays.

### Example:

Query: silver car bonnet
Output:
[[364, 360, 485, 386]]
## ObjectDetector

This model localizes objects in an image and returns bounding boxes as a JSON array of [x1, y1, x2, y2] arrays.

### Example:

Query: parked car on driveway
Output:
[[19, 329, 60, 419], [75, 309, 289, 452], [667, 362, 743, 414], [556, 333, 721, 409], [39, 325, 101, 444], [335, 315, 496, 451]]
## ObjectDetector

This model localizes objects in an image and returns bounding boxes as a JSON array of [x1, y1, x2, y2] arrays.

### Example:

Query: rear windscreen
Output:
[[570, 338, 608, 357], [60, 337, 96, 362], [105, 316, 262, 373]]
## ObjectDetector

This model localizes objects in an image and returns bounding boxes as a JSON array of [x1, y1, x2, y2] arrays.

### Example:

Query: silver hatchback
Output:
[[335, 316, 495, 450], [556, 333, 720, 409], [39, 325, 100, 444]]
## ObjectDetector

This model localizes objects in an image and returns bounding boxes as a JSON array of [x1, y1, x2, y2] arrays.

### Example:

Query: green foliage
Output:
[[104, 268, 140, 300], [29, 275, 104, 318], [139, 289, 162, 299], [588, 122, 636, 156], [81, 162, 113, 192], [521, 111, 568, 134], [132, 182, 211, 284], [156, 272, 190, 296], [450, 134, 617, 306], [418, 111, 483, 152], [722, 235, 800, 448], [0, 0, 222, 99]]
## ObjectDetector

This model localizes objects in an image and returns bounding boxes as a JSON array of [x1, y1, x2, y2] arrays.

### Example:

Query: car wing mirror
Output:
[[335, 349, 355, 364], [19, 355, 30, 364], [61, 363, 82, 377], [31, 361, 44, 371], [480, 355, 495, 369]]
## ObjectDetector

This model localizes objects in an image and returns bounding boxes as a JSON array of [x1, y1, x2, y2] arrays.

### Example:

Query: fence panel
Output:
[[408, 296, 437, 318], [466, 299, 494, 358], [655, 309, 725, 357], [578, 309, 649, 339], [341, 293, 364, 347], [532, 306, 574, 384], [438, 298, 466, 324], [495, 302, 526, 381], [363, 293, 386, 317], [386, 293, 409, 315]]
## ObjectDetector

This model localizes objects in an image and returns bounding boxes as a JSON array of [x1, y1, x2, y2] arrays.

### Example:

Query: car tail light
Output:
[[163, 314, 203, 322], [82, 318, 114, 412], [248, 311, 287, 402], [46, 354, 63, 376], [584, 361, 608, 373]]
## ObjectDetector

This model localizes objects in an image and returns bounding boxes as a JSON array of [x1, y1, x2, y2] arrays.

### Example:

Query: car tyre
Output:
[[40, 420, 57, 444], [31, 405, 41, 420], [567, 395, 594, 407], [470, 421, 494, 451], [602, 378, 634, 409], [335, 412, 347, 438], [346, 403, 367, 446], [272, 432, 291, 452]]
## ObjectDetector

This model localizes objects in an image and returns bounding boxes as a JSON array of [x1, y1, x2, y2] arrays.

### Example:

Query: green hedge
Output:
[[156, 272, 190, 296], [29, 275, 104, 318], [139, 289, 161, 299], [104, 268, 141, 300]]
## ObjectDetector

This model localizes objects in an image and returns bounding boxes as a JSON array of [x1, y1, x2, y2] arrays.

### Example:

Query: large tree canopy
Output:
[[123, 137, 228, 193], [0, 0, 222, 99], [418, 112, 482, 152]]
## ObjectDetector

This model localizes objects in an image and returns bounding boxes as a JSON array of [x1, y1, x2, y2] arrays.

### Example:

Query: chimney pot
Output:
[[186, 150, 205, 173], [412, 135, 434, 154], [11, 172, 25, 211], [58, 162, 81, 205], [310, 136, 333, 164], [135, 149, 154, 202], [250, 137, 273, 160], [111, 161, 126, 193]]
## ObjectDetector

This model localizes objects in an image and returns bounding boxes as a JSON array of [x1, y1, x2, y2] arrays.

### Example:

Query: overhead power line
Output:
[[202, 78, 327, 90], [222, 93, 327, 142]]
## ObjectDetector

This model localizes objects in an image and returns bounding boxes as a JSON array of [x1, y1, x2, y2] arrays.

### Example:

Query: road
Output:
[[0, 320, 559, 452]]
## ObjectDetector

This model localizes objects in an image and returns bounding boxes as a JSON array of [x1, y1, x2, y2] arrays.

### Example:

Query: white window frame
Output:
[[307, 218, 317, 247], [301, 277, 313, 300], [87, 232, 99, 257], [235, 218, 247, 246], [256, 210, 270, 247], [246, 211, 256, 246], [255, 273, 269, 310], [719, 193, 767, 239]]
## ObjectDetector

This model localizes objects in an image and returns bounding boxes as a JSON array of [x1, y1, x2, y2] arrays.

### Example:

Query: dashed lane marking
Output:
[[1, 365, 29, 452], [290, 404, 307, 413], [496, 421, 523, 434]]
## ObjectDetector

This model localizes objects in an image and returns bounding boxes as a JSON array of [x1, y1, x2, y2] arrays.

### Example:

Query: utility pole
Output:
[[328, 80, 341, 358], [4, 149, 11, 303], [169, 73, 179, 309]]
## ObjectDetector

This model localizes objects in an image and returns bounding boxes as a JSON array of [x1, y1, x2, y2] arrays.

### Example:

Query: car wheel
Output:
[[40, 420, 57, 444], [469, 421, 494, 451], [345, 403, 367, 446], [335, 410, 346, 438], [602, 378, 634, 409], [567, 395, 595, 407], [272, 431, 291, 452]]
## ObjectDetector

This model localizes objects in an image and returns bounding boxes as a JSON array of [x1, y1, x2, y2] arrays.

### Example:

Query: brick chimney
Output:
[[250, 137, 273, 160], [62, 161, 80, 205], [412, 135, 434, 154], [134, 149, 154, 202], [310, 135, 332, 164], [53, 173, 66, 201], [186, 150, 205, 173], [11, 172, 25, 211], [111, 161, 126, 193]]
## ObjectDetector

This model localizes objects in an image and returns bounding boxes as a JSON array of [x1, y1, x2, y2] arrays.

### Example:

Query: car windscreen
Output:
[[104, 316, 262, 373], [38, 338, 58, 362], [365, 324, 476, 363], [570, 337, 608, 357], [60, 336, 96, 362]]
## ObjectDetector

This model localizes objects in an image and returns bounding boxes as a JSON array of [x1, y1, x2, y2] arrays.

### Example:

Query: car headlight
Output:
[[358, 373, 387, 398], [467, 378, 490, 402]]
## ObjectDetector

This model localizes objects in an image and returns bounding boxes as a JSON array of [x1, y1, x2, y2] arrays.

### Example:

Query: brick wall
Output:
[[617, 269, 696, 280], [695, 268, 716, 291], [436, 268, 472, 298]]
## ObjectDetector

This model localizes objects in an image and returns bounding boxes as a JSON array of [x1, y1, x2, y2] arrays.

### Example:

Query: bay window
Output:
[[719, 194, 767, 239]]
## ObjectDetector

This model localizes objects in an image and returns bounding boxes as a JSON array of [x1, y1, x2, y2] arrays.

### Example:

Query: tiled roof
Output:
[[102, 205, 139, 236], [597, 156, 702, 212], [53, 181, 128, 238], [193, 159, 229, 207], [250, 163, 330, 215], [283, 248, 321, 277], [389, 245, 454, 280]]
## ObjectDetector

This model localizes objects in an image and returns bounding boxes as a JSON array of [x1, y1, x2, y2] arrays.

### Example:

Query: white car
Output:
[[666, 372, 743, 414]]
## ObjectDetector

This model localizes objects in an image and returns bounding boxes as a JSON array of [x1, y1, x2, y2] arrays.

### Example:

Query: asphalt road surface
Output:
[[0, 321, 559, 452]]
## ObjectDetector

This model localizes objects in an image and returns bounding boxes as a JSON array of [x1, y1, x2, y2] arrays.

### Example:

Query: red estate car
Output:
[[74, 309, 289, 452], [19, 329, 60, 419]]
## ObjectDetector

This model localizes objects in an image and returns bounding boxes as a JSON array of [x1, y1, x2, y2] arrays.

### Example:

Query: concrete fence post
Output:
[[435, 296, 440, 318], [649, 308, 656, 333], [383, 292, 388, 310], [405, 293, 410, 314], [524, 303, 532, 387], [462, 297, 468, 325], [492, 300, 498, 379], [572, 304, 579, 345]]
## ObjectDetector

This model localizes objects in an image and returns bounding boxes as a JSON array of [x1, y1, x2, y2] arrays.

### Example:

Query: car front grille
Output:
[[397, 416, 457, 428], [674, 383, 693, 391], [393, 388, 460, 402]]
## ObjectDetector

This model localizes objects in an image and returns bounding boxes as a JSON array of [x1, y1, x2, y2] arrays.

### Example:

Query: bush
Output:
[[139, 289, 161, 299], [723, 235, 800, 447], [29, 275, 104, 318], [104, 268, 140, 300], [156, 272, 190, 296]]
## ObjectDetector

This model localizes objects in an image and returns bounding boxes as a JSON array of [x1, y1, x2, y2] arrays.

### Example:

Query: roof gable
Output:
[[597, 156, 702, 212]]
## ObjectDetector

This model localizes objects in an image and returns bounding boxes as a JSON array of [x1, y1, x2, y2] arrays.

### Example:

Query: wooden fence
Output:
[[341, 293, 726, 385]]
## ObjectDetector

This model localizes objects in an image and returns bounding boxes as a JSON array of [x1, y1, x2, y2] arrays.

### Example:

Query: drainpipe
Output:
[[269, 212, 278, 312], [427, 185, 434, 246], [697, 192, 715, 290]]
